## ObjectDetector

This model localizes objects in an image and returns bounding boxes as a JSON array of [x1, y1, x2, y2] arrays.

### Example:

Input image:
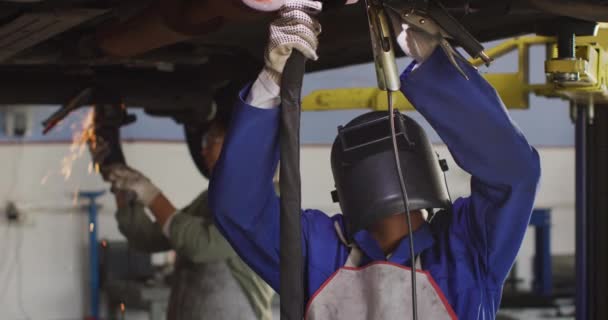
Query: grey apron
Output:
[[167, 258, 256, 320], [304, 222, 457, 320]]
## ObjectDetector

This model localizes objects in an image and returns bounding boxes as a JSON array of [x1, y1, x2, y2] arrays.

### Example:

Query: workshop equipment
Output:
[[365, 0, 401, 92], [491, 209, 555, 308], [385, 1, 491, 64], [78, 190, 106, 320], [41, 87, 93, 134], [100, 241, 169, 320]]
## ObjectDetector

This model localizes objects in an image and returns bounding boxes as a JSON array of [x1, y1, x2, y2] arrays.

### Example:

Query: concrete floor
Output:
[[270, 307, 576, 320], [498, 309, 574, 320]]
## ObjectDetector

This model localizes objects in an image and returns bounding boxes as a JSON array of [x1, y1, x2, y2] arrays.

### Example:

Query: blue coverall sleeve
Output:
[[401, 48, 541, 285], [208, 86, 285, 292]]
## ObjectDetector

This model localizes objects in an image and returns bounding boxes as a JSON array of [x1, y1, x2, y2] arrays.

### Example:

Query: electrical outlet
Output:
[[2, 202, 34, 227], [6, 201, 19, 222]]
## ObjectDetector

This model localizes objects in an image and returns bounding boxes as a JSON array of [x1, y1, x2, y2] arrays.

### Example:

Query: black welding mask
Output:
[[330, 111, 451, 239]]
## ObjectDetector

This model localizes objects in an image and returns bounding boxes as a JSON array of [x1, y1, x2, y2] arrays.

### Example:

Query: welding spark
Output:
[[57, 109, 96, 182], [40, 108, 104, 209]]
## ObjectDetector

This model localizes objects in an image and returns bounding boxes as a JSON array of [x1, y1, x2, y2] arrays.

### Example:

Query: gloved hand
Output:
[[263, 0, 322, 84], [388, 11, 443, 63], [107, 165, 161, 206]]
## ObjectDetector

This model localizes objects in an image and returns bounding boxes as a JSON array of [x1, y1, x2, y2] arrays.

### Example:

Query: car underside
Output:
[[0, 0, 607, 126]]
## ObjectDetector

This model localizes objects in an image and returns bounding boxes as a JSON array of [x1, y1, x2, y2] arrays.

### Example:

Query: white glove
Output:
[[388, 11, 443, 63], [264, 0, 322, 84], [107, 165, 161, 206]]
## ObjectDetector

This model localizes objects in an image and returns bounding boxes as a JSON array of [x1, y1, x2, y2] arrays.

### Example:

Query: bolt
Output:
[[419, 18, 426, 24], [550, 72, 580, 83]]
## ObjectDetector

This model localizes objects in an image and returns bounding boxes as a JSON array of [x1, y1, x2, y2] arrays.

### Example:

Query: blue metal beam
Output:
[[79, 191, 106, 320]]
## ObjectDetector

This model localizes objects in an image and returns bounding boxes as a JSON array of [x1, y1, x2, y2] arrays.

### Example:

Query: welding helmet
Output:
[[330, 111, 451, 239], [184, 83, 236, 179]]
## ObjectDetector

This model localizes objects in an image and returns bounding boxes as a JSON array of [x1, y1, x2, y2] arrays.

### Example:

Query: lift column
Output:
[[575, 102, 608, 320], [79, 190, 106, 320]]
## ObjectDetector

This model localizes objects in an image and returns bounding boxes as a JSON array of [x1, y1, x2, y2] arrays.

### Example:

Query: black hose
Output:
[[279, 50, 307, 320]]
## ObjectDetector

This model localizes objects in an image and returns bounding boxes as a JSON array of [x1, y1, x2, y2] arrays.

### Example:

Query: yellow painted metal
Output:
[[535, 26, 608, 104], [302, 25, 608, 112], [302, 88, 416, 111], [545, 59, 588, 74], [468, 36, 554, 68]]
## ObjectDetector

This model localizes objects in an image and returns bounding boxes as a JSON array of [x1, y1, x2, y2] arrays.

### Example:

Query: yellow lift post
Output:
[[302, 23, 608, 111]]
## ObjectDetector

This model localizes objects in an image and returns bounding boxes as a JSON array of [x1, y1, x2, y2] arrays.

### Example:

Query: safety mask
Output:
[[185, 101, 219, 179], [330, 111, 451, 240]]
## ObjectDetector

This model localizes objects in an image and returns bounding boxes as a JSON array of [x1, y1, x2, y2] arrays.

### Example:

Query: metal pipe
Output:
[[557, 31, 575, 59], [97, 0, 267, 58], [79, 191, 106, 320], [575, 104, 588, 320], [589, 105, 608, 319]]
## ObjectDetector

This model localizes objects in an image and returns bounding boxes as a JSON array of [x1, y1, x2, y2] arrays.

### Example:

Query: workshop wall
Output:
[[0, 142, 205, 320]]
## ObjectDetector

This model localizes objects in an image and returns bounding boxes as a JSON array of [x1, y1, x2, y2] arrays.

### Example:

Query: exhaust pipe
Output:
[[97, 0, 268, 58]]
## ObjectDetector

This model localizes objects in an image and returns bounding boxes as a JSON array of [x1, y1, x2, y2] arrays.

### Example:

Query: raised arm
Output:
[[401, 48, 541, 284], [209, 3, 321, 292], [209, 86, 283, 290]]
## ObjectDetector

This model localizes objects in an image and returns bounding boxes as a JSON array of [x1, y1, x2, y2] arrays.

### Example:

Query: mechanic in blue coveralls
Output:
[[209, 2, 541, 319]]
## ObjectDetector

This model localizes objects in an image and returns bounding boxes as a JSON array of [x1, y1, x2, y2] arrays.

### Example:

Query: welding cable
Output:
[[388, 91, 418, 320], [279, 50, 307, 320]]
